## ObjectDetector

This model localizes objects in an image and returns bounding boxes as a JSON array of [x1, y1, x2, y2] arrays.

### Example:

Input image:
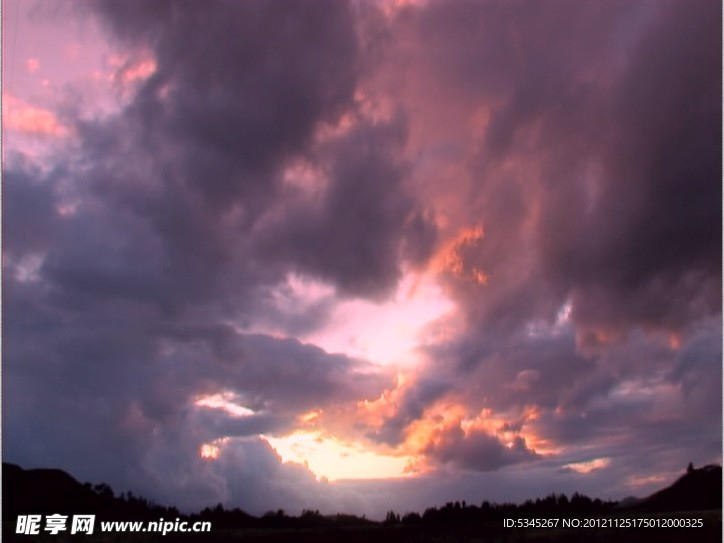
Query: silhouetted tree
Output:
[[402, 512, 422, 525], [384, 510, 400, 525]]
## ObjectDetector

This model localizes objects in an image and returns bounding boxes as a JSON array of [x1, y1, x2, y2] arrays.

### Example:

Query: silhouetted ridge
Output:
[[2, 463, 180, 523], [3, 463, 99, 519], [1, 463, 371, 530], [3, 461, 721, 536], [632, 464, 722, 512]]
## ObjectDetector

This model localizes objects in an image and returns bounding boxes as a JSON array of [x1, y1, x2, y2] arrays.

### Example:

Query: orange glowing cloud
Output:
[[403, 402, 467, 453], [357, 372, 415, 428], [199, 437, 232, 461], [247, 369, 551, 481], [505, 406, 562, 456], [431, 226, 489, 286], [4, 96, 71, 138], [358, 377, 549, 465], [387, 399, 546, 473]]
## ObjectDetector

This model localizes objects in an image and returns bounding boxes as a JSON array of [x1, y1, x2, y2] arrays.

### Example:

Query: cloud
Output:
[[4, 0, 415, 513], [255, 113, 436, 299], [339, 0, 721, 482], [368, 377, 450, 446], [3, 0, 720, 518], [368, 0, 720, 340], [5, 96, 72, 137], [424, 425, 538, 472], [89, 0, 359, 209]]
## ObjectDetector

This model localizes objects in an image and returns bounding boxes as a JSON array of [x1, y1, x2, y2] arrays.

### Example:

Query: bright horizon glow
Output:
[[264, 431, 414, 481]]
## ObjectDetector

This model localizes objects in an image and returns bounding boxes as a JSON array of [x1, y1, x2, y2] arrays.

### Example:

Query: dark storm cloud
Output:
[[49, 0, 364, 319], [225, 333, 391, 412], [540, 0, 721, 336], [425, 427, 538, 472], [666, 319, 723, 422], [460, 331, 596, 412], [256, 113, 436, 298], [352, 0, 721, 475], [4, 0, 720, 515], [91, 0, 358, 210], [71, 0, 435, 303], [3, 157, 61, 253], [3, 0, 436, 320], [3, 0, 408, 512], [496, 0, 720, 337], [4, 251, 391, 503], [379, 0, 720, 340]]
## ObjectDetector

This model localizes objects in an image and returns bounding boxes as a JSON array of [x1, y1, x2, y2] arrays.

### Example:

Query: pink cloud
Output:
[[4, 95, 70, 137]]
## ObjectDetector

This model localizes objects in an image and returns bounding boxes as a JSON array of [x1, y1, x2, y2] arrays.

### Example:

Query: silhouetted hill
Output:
[[2, 462, 180, 523], [3, 463, 100, 519], [1, 462, 370, 530], [629, 464, 722, 512], [3, 461, 721, 542], [615, 496, 643, 508]]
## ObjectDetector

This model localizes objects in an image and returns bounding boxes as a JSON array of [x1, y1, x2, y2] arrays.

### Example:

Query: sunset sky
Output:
[[3, 0, 721, 518]]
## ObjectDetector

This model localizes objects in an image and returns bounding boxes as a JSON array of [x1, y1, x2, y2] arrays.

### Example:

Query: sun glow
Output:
[[264, 431, 413, 481], [255, 270, 456, 366], [199, 437, 232, 461], [200, 443, 221, 460], [304, 272, 455, 365]]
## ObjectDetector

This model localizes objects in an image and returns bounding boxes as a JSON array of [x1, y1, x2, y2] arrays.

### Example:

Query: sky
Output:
[[2, 0, 722, 519]]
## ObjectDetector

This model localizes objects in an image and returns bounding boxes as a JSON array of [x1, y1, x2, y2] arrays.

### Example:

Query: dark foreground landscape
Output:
[[3, 463, 721, 542]]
